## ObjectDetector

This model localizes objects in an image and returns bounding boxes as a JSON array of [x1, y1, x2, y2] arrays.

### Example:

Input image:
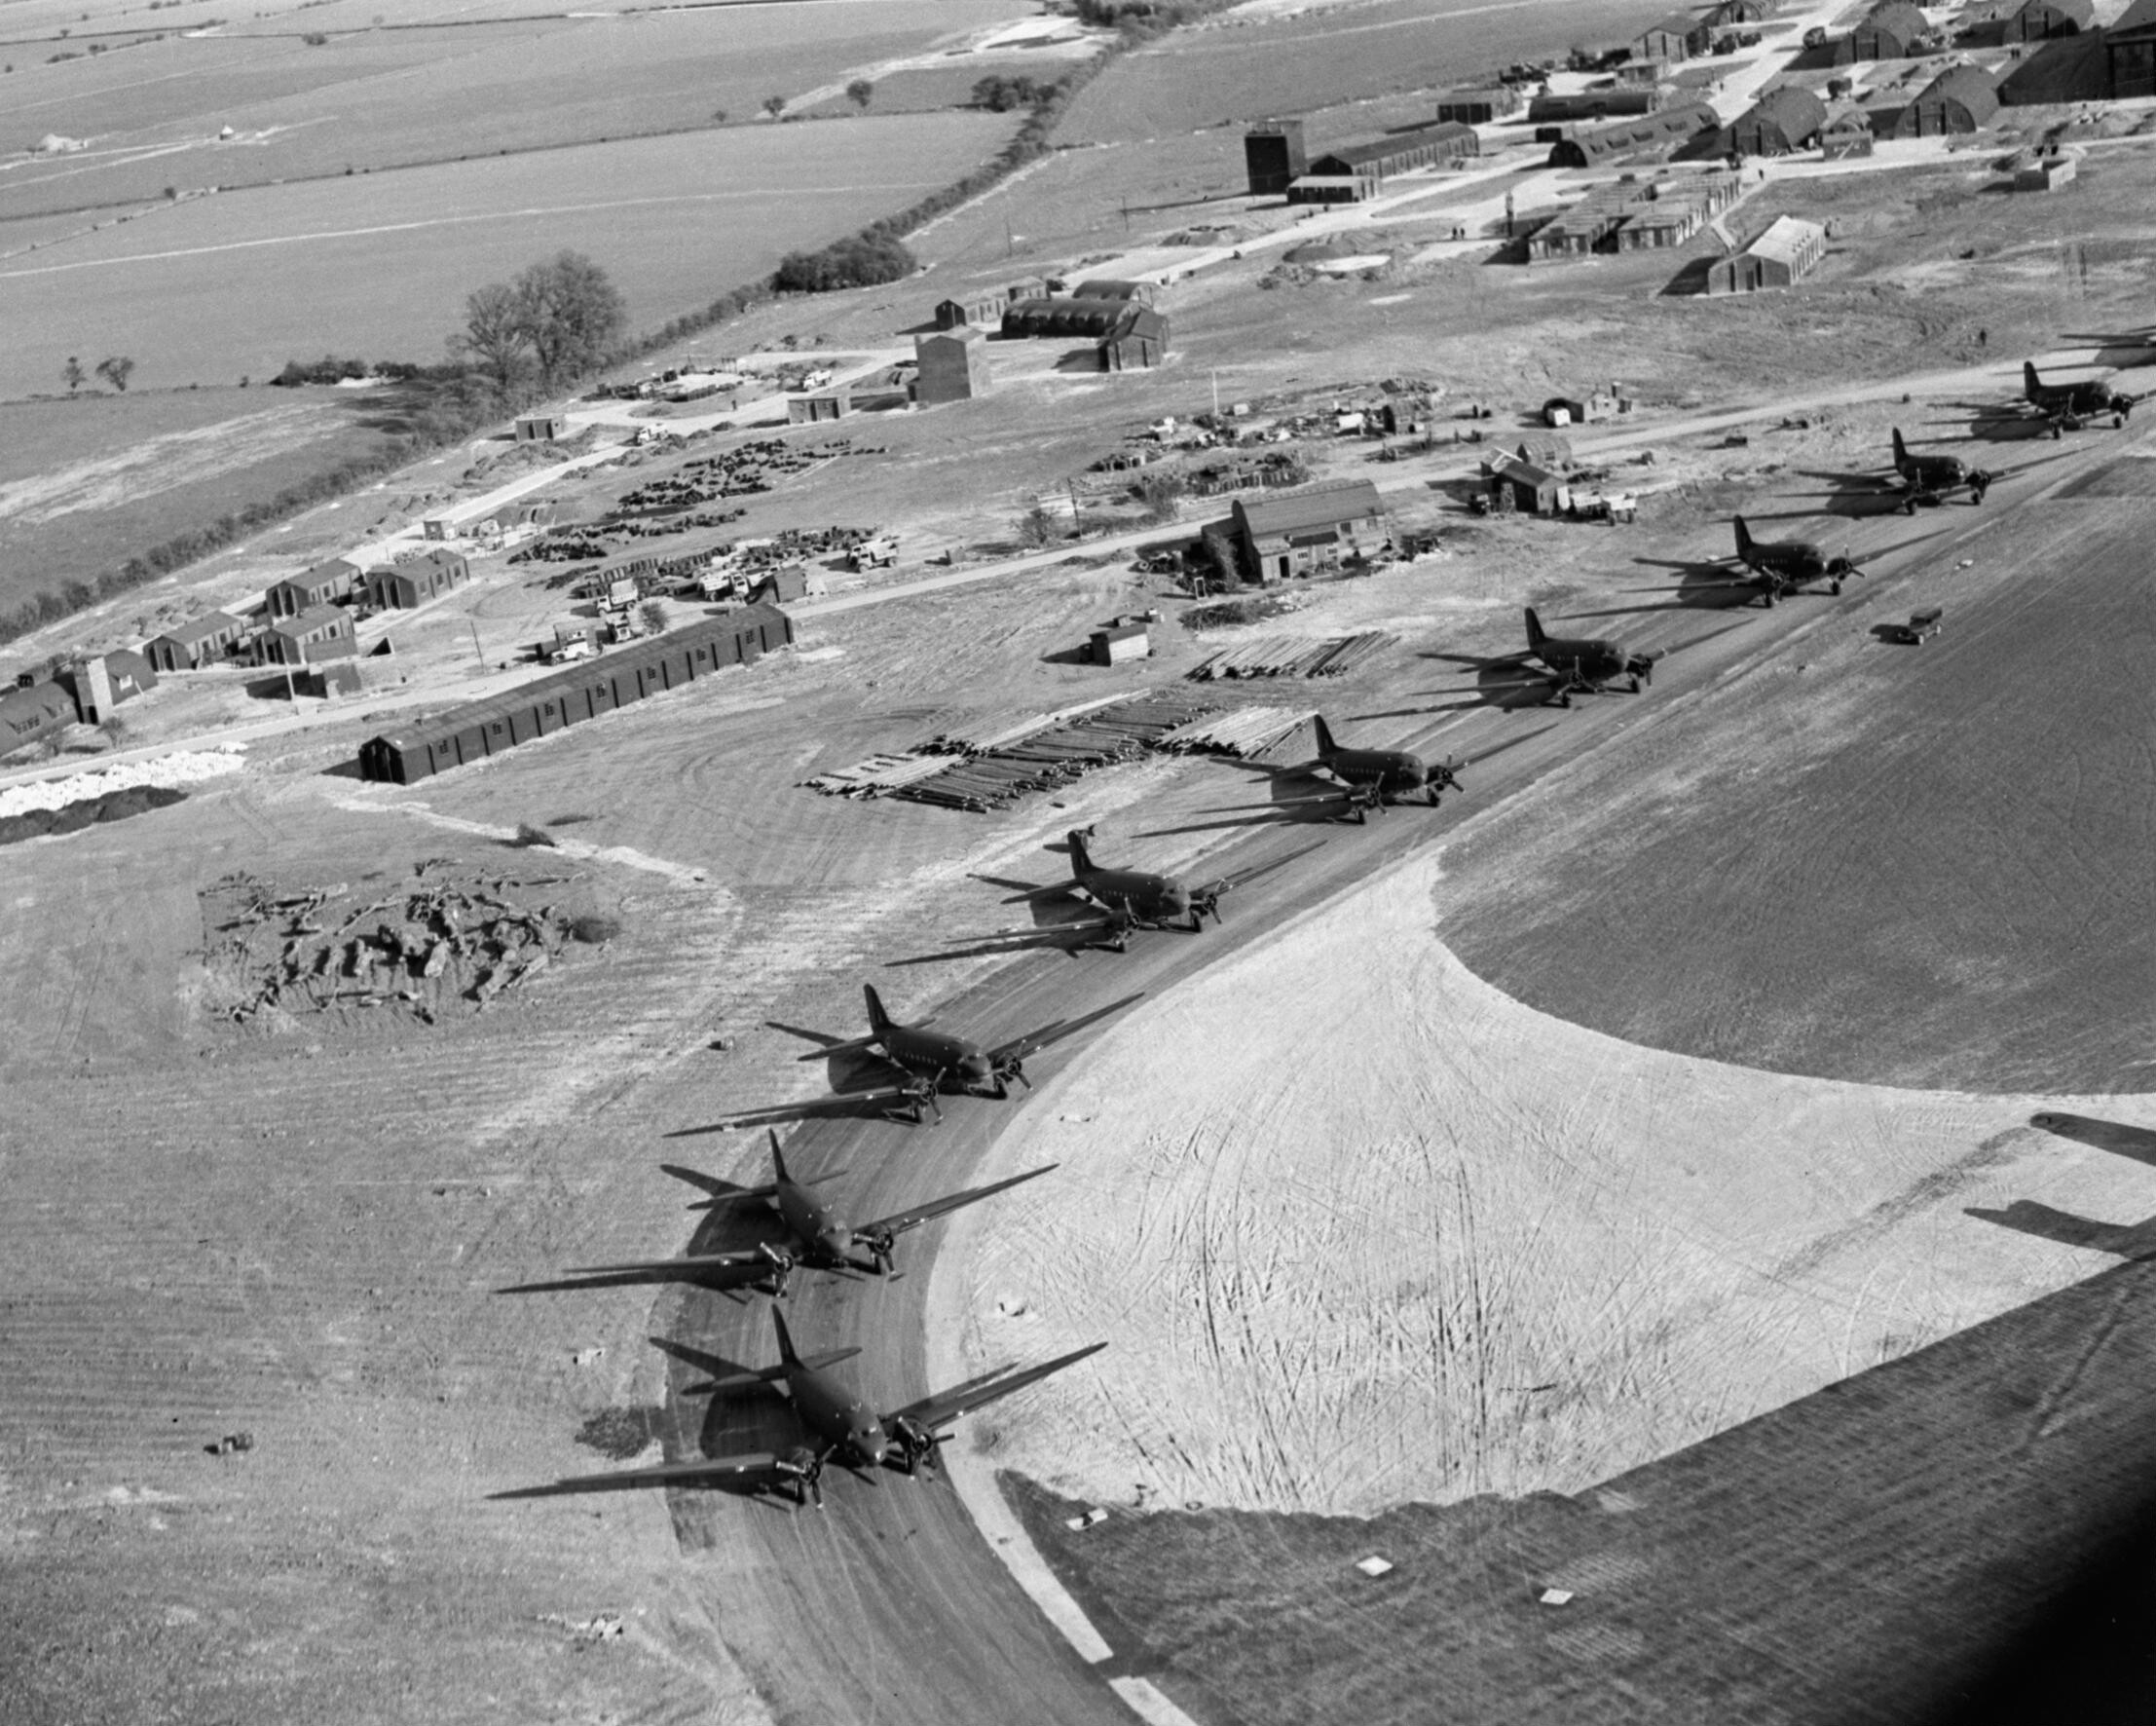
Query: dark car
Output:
[[1882, 608, 1945, 645]]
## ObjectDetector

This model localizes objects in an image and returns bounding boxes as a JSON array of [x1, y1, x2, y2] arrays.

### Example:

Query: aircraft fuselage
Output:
[[787, 1363, 888, 1467], [1533, 636, 1630, 683], [1321, 746, 1428, 796], [880, 1024, 994, 1090], [773, 1180, 855, 1264], [1078, 865, 1188, 921]]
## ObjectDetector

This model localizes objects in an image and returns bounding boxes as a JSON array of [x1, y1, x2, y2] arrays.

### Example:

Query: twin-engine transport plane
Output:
[[496, 1309, 1107, 1508], [804, 984, 1142, 1122], [989, 828, 1321, 950], [1518, 607, 1660, 703], [1888, 429, 1991, 510], [2022, 360, 2137, 433], [566, 1129, 1056, 1290], [1727, 515, 1863, 604], [1269, 716, 1464, 821]]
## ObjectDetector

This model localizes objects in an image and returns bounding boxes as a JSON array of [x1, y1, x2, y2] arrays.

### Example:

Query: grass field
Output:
[[0, 0, 1032, 220], [1059, 0, 1687, 143], [0, 115, 1016, 399]]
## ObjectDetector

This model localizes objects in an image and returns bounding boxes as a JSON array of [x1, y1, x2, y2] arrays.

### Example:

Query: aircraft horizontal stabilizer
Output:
[[888, 1340, 1108, 1433], [986, 994, 1144, 1067]]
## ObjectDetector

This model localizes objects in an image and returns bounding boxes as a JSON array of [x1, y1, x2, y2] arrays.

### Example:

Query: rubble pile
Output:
[[204, 861, 586, 1027]]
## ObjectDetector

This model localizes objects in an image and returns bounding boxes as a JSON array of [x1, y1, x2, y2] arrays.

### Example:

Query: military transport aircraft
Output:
[[1886, 429, 1991, 510], [497, 1307, 1106, 1508], [980, 828, 1322, 951], [564, 1129, 1056, 1290], [1261, 715, 1466, 821], [1434, 609, 1661, 708], [793, 984, 1142, 1123], [1722, 514, 1868, 604], [2021, 360, 2137, 434]]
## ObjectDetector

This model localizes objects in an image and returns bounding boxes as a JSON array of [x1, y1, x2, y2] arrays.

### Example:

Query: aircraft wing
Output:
[[493, 1450, 784, 1498], [795, 1033, 881, 1063], [885, 1341, 1108, 1433], [1198, 839, 1326, 897], [858, 1164, 1058, 1240], [984, 993, 1145, 1068], [564, 1249, 765, 1277]]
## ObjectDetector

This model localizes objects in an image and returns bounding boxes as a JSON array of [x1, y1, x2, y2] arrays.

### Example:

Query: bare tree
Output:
[[94, 356, 134, 392], [452, 281, 531, 390], [845, 78, 874, 109], [62, 356, 84, 394]]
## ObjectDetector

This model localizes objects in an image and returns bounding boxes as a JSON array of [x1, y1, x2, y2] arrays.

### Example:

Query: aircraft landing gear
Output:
[[1761, 589, 1777, 607], [1626, 674, 1642, 694], [1829, 579, 1842, 596]]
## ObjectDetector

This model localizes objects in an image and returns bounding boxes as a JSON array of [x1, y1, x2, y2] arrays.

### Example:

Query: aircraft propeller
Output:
[[992, 1054, 1031, 1091], [776, 1444, 834, 1508]]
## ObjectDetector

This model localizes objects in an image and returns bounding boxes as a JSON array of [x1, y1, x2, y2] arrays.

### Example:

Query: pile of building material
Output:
[[895, 693, 1219, 812], [1189, 631, 1396, 681], [202, 863, 586, 1026], [1157, 705, 1316, 759], [799, 752, 953, 799]]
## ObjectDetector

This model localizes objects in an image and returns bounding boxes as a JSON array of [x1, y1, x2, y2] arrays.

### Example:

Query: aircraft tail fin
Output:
[[1523, 607, 1547, 651], [1065, 828, 1096, 878], [2025, 360, 2041, 396], [1891, 428, 1907, 465], [863, 983, 892, 1034], [767, 1127, 790, 1189], [1312, 714, 1338, 758], [1732, 514, 1753, 557], [771, 1304, 801, 1370]]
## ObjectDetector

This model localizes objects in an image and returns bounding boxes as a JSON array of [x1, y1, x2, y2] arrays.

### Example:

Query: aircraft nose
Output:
[[961, 1054, 991, 1083], [820, 1227, 852, 1260], [860, 1425, 887, 1468]]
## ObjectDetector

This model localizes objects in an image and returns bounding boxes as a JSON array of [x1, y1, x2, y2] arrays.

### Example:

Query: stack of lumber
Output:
[[799, 753, 951, 798], [922, 694, 1129, 756], [1189, 631, 1395, 681], [1158, 705, 1316, 759], [893, 693, 1221, 813]]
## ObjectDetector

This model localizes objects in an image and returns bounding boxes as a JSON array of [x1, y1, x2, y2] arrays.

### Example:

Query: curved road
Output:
[[640, 428, 2108, 1724]]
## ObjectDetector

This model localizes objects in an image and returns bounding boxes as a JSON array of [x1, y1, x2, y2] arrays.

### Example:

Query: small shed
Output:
[[1490, 461, 1570, 513], [268, 558, 360, 619], [2006, 0, 2092, 41], [1891, 63, 2000, 134], [263, 604, 356, 666], [2015, 149, 2078, 188], [1099, 307, 1171, 371], [147, 611, 246, 673], [1729, 86, 1829, 154], [1707, 214, 1828, 293], [1231, 479, 1390, 582], [788, 388, 852, 423], [1633, 11, 1712, 61], [914, 326, 991, 405], [514, 414, 566, 442], [366, 548, 468, 611], [1090, 622, 1151, 665], [1845, 1, 1929, 59]]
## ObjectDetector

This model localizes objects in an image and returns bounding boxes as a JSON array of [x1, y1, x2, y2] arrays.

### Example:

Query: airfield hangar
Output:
[[1230, 479, 1389, 582], [1707, 214, 1827, 294], [1887, 64, 2000, 135], [1544, 102, 1721, 169], [913, 326, 991, 405], [356, 608, 794, 784], [1729, 86, 1829, 155], [1243, 120, 1309, 196], [2006, 0, 2093, 40], [1839, 1, 1929, 60]]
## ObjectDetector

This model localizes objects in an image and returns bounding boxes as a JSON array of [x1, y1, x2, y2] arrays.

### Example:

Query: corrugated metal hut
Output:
[[1704, 0, 1771, 23], [1098, 307, 1171, 371], [366, 548, 468, 611], [1291, 122, 1480, 202], [263, 604, 356, 666], [1844, 1, 1929, 58], [147, 611, 245, 673], [1230, 480, 1389, 582], [1708, 214, 1828, 293], [1633, 11, 1712, 60], [1002, 298, 1135, 339], [1890, 63, 2000, 134], [1730, 85, 1828, 154], [2109, 0, 2156, 97], [513, 414, 566, 441], [356, 607, 795, 784], [1545, 101, 1719, 167], [1071, 279, 1157, 305], [914, 327, 991, 404], [2006, 0, 2093, 41], [1529, 87, 1662, 124], [268, 559, 360, 619]]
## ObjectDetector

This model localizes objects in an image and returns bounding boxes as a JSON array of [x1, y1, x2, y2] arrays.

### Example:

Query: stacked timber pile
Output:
[[1158, 705, 1316, 759], [202, 862, 592, 1026], [800, 752, 951, 799], [894, 693, 1221, 813], [1189, 631, 1396, 681]]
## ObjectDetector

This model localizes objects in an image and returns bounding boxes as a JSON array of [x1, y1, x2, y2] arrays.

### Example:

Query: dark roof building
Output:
[[263, 604, 356, 666], [914, 326, 991, 404], [268, 559, 361, 619], [1889, 63, 2000, 134], [1703, 0, 1771, 22], [1437, 86, 1522, 123], [513, 414, 566, 441], [2006, 0, 2093, 39], [357, 608, 794, 784], [1844, 0, 1930, 58], [1544, 101, 1719, 167], [1098, 307, 1171, 371], [1071, 279, 1156, 304], [1230, 480, 1390, 582], [1730, 85, 1829, 154], [1634, 10, 1712, 60], [1489, 460, 1569, 513], [0, 678, 80, 755], [1244, 120, 1310, 196], [1529, 87, 1663, 124], [146, 611, 246, 673], [2108, 0, 2156, 97], [1003, 297, 1139, 339], [1289, 122, 1479, 202], [366, 549, 469, 612]]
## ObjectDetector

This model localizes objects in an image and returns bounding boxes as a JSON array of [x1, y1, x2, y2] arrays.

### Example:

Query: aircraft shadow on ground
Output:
[[2030, 1111, 2156, 1169], [665, 1031, 921, 1134], [496, 1166, 796, 1296]]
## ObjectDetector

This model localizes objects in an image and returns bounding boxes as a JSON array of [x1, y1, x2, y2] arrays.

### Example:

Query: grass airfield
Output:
[[5, 2, 2156, 1723]]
